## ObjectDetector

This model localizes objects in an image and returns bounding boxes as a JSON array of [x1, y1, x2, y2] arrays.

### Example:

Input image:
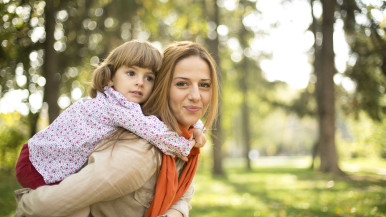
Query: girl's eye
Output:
[[145, 76, 155, 82], [176, 81, 188, 87], [127, 71, 135, 76], [200, 82, 211, 88]]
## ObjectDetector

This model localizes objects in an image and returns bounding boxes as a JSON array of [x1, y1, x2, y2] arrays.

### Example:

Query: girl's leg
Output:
[[15, 143, 47, 189]]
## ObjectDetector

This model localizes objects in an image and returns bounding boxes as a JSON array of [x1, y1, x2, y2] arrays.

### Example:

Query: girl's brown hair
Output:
[[89, 40, 162, 98], [142, 41, 219, 133]]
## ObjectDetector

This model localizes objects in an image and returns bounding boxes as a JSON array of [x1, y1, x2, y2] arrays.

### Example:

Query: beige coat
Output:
[[14, 132, 193, 217]]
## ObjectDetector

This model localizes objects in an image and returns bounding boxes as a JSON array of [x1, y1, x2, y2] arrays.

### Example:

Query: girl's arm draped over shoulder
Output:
[[103, 86, 193, 157], [14, 134, 158, 217]]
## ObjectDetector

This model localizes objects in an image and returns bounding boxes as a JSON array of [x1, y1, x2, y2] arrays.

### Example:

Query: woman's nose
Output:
[[188, 85, 200, 101]]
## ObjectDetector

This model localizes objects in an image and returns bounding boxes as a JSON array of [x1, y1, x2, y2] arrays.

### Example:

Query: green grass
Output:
[[1, 157, 385, 217], [190, 157, 386, 217], [0, 172, 21, 217]]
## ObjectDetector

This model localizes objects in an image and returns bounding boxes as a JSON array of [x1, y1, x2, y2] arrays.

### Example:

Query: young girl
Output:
[[15, 40, 205, 189]]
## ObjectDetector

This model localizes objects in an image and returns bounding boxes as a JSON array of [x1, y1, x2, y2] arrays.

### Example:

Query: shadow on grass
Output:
[[191, 196, 341, 217], [226, 166, 386, 186], [191, 205, 261, 216]]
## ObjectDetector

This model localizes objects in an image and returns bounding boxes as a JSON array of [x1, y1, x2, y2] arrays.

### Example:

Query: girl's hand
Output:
[[178, 155, 188, 162], [177, 129, 206, 162], [193, 128, 207, 148], [177, 139, 195, 162], [161, 208, 184, 217]]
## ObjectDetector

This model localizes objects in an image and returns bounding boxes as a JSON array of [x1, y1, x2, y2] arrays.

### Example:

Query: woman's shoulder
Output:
[[109, 129, 162, 156], [90, 130, 162, 172]]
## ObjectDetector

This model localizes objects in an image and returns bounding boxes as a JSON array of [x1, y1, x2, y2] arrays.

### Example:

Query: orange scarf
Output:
[[145, 124, 200, 217]]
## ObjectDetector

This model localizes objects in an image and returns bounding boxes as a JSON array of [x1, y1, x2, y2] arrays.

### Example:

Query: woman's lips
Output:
[[184, 106, 201, 112]]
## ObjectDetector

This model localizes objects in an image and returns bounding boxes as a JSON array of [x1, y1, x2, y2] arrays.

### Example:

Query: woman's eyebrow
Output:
[[173, 77, 211, 81], [173, 77, 189, 80]]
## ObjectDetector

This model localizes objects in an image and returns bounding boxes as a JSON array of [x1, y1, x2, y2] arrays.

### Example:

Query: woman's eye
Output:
[[200, 82, 211, 88], [176, 81, 188, 87], [127, 71, 135, 76]]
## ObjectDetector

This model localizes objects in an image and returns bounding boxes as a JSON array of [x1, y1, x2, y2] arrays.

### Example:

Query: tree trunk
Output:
[[238, 3, 252, 170], [205, 0, 224, 175], [43, 0, 60, 123], [27, 112, 40, 137], [316, 0, 344, 175], [309, 0, 321, 169], [240, 69, 251, 170]]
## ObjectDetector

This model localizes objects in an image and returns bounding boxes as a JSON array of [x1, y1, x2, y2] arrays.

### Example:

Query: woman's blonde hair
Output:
[[142, 41, 219, 133], [89, 40, 162, 98]]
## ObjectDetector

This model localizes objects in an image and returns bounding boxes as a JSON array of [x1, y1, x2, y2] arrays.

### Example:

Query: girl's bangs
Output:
[[119, 44, 162, 73]]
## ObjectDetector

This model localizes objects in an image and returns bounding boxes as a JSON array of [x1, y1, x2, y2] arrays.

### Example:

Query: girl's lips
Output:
[[184, 106, 201, 112], [130, 91, 143, 97]]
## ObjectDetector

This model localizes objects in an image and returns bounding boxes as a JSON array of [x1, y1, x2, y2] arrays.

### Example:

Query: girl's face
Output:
[[169, 56, 212, 129], [110, 66, 155, 104]]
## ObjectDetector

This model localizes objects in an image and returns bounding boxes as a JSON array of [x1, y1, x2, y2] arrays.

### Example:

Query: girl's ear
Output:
[[108, 80, 114, 87]]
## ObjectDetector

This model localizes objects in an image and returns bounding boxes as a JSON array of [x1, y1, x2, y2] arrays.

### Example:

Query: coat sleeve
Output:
[[15, 134, 159, 217], [168, 179, 195, 217], [103, 88, 191, 157]]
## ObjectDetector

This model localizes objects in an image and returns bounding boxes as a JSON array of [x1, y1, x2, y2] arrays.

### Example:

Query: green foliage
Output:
[[337, 112, 386, 159], [0, 0, 42, 98], [339, 0, 386, 121], [0, 113, 28, 171]]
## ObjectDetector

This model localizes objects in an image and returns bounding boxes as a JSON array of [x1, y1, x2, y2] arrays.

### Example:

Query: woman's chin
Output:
[[179, 119, 199, 129]]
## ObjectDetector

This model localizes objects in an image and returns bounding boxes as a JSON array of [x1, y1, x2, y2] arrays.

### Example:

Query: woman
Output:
[[14, 41, 219, 217]]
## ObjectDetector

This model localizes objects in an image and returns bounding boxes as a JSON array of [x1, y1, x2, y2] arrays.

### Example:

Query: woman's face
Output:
[[169, 56, 212, 129]]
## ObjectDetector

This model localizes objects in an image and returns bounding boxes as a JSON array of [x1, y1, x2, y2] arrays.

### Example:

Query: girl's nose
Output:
[[136, 78, 144, 86]]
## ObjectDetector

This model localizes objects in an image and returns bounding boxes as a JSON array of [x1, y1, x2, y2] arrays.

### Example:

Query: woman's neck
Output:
[[178, 123, 194, 139], [181, 125, 189, 130]]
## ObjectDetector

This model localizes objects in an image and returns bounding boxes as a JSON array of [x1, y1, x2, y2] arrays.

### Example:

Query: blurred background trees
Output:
[[0, 0, 385, 176]]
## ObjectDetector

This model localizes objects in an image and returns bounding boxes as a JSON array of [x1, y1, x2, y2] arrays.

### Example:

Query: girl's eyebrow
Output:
[[129, 66, 154, 74], [145, 70, 155, 74]]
